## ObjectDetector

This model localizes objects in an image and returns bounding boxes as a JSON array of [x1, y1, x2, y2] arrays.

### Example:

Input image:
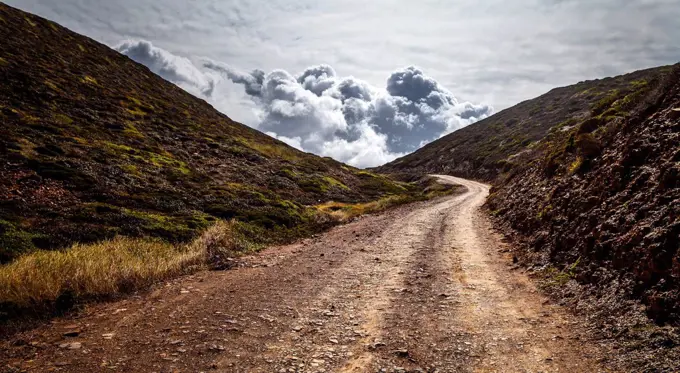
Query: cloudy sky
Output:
[[7, 0, 680, 167]]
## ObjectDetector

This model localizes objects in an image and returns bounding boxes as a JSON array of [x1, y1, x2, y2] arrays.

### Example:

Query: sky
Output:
[[7, 0, 680, 167]]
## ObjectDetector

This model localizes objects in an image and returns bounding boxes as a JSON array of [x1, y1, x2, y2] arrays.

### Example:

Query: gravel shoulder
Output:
[[1, 176, 612, 373]]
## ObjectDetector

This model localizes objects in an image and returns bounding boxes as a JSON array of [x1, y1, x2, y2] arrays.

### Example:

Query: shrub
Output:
[[568, 157, 584, 175], [544, 258, 581, 287], [316, 192, 437, 223], [591, 89, 621, 115], [189, 220, 251, 270], [576, 117, 604, 134], [0, 220, 41, 263], [576, 133, 602, 159]]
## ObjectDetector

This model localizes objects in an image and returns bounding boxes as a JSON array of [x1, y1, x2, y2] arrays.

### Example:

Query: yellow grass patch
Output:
[[316, 195, 417, 222], [0, 221, 236, 309]]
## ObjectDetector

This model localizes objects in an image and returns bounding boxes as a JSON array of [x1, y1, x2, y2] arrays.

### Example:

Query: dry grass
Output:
[[0, 221, 236, 311], [316, 194, 418, 222], [316, 178, 462, 222], [192, 220, 258, 269]]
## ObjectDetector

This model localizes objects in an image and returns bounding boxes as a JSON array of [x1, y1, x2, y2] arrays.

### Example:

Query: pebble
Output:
[[62, 330, 81, 337], [393, 349, 409, 357], [58, 342, 82, 349]]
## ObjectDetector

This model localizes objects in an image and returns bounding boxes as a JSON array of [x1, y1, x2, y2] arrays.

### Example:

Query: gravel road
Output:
[[1, 176, 611, 372]]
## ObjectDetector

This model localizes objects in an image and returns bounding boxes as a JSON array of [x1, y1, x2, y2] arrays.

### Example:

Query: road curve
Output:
[[1, 176, 609, 372]]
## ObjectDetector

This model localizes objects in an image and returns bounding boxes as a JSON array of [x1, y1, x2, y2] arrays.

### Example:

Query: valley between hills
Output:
[[1, 3, 679, 372]]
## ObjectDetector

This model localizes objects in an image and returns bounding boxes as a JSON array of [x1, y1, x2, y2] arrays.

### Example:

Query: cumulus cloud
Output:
[[318, 123, 405, 169], [214, 64, 493, 161], [116, 40, 217, 97], [201, 60, 265, 97], [118, 40, 492, 167]]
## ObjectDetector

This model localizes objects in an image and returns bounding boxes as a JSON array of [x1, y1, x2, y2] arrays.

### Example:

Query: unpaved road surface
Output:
[[2, 176, 611, 372]]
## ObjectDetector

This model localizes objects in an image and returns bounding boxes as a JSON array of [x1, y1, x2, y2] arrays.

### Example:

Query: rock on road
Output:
[[1, 176, 610, 372]]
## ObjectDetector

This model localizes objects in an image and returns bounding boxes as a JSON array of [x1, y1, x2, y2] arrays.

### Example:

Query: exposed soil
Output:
[[485, 66, 680, 372], [1, 177, 613, 372]]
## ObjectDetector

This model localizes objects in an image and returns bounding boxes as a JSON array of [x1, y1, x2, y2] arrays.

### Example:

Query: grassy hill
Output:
[[378, 66, 670, 181], [0, 4, 416, 260], [0, 4, 451, 315]]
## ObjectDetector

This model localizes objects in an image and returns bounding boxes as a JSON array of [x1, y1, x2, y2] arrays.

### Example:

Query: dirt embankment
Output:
[[486, 66, 680, 371]]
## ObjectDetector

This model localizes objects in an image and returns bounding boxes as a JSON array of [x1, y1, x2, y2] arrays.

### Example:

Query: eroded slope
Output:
[[487, 66, 680, 324]]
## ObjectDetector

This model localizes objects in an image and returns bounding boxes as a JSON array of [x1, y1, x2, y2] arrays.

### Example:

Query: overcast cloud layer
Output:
[[7, 0, 680, 166]]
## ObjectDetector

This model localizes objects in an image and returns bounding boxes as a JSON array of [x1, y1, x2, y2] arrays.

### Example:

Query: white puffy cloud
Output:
[[297, 65, 338, 96], [115, 40, 260, 126], [116, 40, 217, 98], [114, 41, 492, 167], [219, 64, 493, 166], [215, 64, 493, 152], [201, 59, 265, 97], [318, 123, 406, 169]]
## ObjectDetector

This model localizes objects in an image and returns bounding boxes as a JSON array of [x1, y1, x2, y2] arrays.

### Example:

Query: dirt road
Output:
[[2, 176, 610, 372]]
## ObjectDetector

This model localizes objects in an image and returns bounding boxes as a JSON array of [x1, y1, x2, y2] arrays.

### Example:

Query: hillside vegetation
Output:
[[0, 4, 455, 315], [379, 63, 680, 367], [378, 66, 669, 181]]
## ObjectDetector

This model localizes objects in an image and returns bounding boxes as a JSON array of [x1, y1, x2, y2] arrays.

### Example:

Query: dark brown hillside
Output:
[[484, 66, 680, 371], [379, 62, 680, 369], [378, 66, 670, 181], [0, 3, 411, 262], [380, 63, 680, 322], [487, 66, 680, 321]]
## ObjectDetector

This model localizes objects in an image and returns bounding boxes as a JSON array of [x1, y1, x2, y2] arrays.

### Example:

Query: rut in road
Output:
[[1, 176, 610, 373]]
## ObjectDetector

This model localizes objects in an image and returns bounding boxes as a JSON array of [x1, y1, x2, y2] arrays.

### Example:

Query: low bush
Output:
[[316, 178, 460, 222], [195, 220, 261, 269], [576, 133, 602, 159], [316, 195, 419, 222]]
